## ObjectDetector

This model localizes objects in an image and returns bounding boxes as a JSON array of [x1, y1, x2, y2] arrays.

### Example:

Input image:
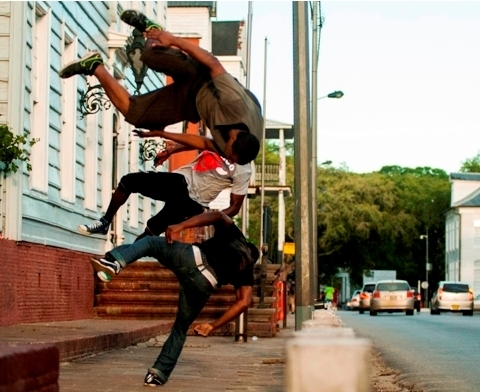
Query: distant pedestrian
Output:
[[324, 286, 335, 309]]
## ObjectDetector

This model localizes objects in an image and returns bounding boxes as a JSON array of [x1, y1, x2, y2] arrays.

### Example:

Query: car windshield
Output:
[[443, 283, 469, 293], [363, 285, 376, 293], [377, 282, 410, 291]]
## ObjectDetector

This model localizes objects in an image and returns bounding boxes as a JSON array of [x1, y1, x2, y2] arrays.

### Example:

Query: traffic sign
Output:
[[421, 281, 429, 289], [283, 242, 295, 255]]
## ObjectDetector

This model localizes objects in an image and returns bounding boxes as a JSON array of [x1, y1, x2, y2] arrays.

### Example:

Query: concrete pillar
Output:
[[286, 337, 372, 392]]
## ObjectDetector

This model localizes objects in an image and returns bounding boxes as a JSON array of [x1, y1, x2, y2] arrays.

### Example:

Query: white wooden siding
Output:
[[167, 7, 212, 50], [218, 55, 246, 84], [0, 1, 10, 114], [1, 1, 166, 252]]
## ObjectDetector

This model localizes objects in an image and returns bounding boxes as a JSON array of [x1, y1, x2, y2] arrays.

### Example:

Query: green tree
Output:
[[0, 124, 37, 178], [460, 153, 480, 173], [316, 166, 450, 288]]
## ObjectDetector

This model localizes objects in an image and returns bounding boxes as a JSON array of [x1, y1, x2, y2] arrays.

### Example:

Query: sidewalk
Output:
[[0, 316, 294, 391]]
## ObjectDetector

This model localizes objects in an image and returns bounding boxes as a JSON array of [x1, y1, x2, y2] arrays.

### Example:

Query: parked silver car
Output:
[[347, 290, 361, 311], [430, 281, 473, 316], [369, 280, 414, 316], [475, 294, 480, 312]]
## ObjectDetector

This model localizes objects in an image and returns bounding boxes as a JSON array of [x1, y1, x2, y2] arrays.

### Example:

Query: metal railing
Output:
[[255, 164, 279, 185]]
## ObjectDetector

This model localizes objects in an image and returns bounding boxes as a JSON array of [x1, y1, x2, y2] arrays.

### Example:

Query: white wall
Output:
[[167, 7, 212, 50]]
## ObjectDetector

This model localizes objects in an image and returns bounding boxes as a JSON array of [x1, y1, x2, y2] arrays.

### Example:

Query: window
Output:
[[474, 221, 480, 247], [377, 282, 410, 292], [443, 283, 469, 293], [84, 92, 99, 211], [60, 26, 77, 202], [30, 5, 51, 193]]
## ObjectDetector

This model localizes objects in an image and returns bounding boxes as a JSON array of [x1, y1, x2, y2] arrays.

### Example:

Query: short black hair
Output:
[[233, 131, 260, 165], [246, 242, 260, 264]]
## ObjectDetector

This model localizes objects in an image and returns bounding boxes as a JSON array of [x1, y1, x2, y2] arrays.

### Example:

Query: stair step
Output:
[[96, 292, 236, 304]]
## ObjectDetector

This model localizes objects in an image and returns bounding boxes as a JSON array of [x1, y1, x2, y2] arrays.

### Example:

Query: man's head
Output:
[[219, 124, 260, 165]]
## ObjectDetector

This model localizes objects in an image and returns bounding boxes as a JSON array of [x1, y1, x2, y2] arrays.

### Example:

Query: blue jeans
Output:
[[108, 237, 214, 382]]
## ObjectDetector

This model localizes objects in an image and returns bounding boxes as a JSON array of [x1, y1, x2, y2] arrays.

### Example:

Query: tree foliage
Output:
[[0, 124, 37, 178], [244, 143, 451, 291], [460, 153, 480, 173]]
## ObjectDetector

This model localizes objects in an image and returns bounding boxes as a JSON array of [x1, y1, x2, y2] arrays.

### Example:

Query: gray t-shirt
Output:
[[174, 150, 251, 207], [195, 73, 263, 154]]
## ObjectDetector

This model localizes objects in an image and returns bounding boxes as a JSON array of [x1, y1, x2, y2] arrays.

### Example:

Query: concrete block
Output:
[[286, 337, 371, 392], [302, 318, 344, 329], [293, 327, 355, 339]]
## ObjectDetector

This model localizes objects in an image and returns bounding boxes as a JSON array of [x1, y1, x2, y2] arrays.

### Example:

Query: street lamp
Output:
[[420, 230, 429, 307], [317, 90, 344, 100]]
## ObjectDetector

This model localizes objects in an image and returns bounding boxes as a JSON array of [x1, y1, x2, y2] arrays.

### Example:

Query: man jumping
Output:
[[90, 210, 259, 386], [59, 10, 263, 165]]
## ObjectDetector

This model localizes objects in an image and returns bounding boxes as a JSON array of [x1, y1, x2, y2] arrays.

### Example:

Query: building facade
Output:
[[445, 172, 480, 295], [0, 0, 261, 326], [0, 1, 169, 325]]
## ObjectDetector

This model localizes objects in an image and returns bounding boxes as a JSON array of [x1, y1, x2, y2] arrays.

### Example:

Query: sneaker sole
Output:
[[59, 51, 101, 78], [78, 225, 108, 236], [78, 226, 93, 235], [90, 258, 117, 276], [97, 271, 111, 282]]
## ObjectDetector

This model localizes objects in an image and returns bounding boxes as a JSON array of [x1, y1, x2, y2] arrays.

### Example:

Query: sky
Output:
[[215, 1, 480, 174]]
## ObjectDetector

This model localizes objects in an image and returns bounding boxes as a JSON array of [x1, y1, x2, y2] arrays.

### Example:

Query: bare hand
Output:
[[144, 29, 177, 48], [193, 323, 214, 337], [153, 150, 169, 167], [165, 223, 183, 243]]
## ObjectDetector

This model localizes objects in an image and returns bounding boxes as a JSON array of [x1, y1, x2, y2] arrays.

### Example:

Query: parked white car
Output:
[[430, 281, 473, 316]]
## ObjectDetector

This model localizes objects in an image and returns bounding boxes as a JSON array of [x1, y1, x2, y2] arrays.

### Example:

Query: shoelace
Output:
[[87, 220, 105, 230]]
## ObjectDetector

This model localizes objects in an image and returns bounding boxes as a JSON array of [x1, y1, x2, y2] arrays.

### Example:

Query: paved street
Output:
[[58, 325, 291, 392], [341, 310, 480, 392]]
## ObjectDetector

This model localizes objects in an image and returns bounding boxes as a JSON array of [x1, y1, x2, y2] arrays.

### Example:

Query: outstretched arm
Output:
[[221, 193, 245, 218], [194, 286, 252, 337], [165, 211, 232, 243], [144, 29, 226, 78], [134, 129, 219, 154]]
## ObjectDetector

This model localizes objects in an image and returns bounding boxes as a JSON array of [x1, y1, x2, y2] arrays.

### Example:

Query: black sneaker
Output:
[[144, 369, 166, 386], [120, 10, 163, 32], [59, 51, 103, 79], [90, 257, 122, 278], [78, 217, 110, 235]]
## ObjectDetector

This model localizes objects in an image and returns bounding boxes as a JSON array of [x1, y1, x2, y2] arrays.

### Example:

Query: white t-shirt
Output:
[[174, 151, 251, 207]]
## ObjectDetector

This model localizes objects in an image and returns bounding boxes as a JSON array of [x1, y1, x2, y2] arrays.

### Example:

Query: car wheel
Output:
[[406, 309, 414, 316], [359, 309, 365, 314], [369, 309, 377, 316], [463, 310, 473, 316]]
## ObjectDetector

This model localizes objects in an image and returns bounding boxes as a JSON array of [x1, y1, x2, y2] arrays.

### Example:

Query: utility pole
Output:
[[236, 1, 254, 343], [293, 1, 313, 329], [311, 1, 319, 303]]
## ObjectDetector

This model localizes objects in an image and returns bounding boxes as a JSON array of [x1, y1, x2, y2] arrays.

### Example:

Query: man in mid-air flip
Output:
[[60, 10, 263, 165]]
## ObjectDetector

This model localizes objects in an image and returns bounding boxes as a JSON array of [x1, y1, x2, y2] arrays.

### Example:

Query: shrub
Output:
[[0, 124, 37, 178]]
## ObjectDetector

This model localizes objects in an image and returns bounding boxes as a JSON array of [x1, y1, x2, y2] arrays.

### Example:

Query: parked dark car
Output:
[[410, 287, 421, 312]]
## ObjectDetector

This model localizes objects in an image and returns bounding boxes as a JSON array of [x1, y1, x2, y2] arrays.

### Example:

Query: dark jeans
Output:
[[120, 171, 204, 236], [125, 40, 210, 130], [108, 237, 214, 382]]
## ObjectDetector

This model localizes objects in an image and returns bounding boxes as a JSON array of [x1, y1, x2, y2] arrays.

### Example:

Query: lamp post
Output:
[[420, 229, 429, 307], [125, 28, 148, 94], [318, 90, 344, 100]]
